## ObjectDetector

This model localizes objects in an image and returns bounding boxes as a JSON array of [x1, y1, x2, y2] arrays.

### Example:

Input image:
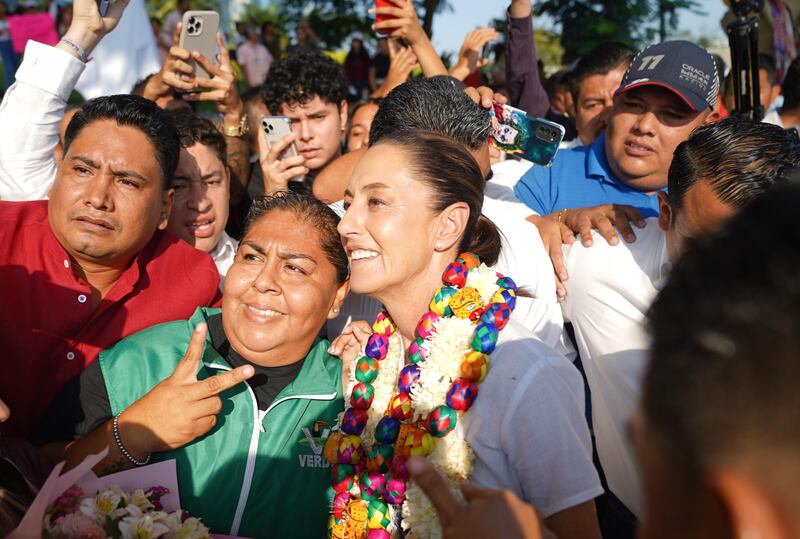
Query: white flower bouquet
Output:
[[9, 448, 237, 539], [43, 483, 210, 539]]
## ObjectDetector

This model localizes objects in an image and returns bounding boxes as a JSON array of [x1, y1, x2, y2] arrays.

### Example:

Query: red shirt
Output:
[[0, 200, 223, 438]]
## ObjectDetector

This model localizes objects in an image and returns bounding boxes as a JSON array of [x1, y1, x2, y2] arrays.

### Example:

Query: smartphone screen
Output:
[[488, 102, 565, 167]]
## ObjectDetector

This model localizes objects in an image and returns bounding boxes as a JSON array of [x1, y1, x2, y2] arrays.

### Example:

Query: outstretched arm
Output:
[[0, 0, 130, 200], [505, 0, 549, 117]]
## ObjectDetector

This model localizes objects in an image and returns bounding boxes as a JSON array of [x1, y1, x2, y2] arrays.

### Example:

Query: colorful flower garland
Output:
[[325, 253, 517, 539]]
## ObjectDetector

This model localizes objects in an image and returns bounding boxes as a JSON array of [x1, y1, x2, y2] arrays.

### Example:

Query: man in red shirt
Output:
[[0, 0, 221, 438]]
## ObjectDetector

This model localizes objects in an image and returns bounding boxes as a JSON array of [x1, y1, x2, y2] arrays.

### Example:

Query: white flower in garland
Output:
[[402, 478, 465, 539], [410, 317, 473, 419], [429, 423, 473, 481], [468, 264, 501, 303]]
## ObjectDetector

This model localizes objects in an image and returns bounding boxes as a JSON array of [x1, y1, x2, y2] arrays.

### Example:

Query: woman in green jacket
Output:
[[37, 192, 351, 538]]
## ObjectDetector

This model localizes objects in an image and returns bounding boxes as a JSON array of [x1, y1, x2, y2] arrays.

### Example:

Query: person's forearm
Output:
[[220, 96, 249, 204], [509, 0, 532, 18], [0, 42, 84, 201], [410, 39, 447, 77], [505, 6, 549, 117], [225, 133, 250, 204], [450, 60, 470, 81], [59, 417, 148, 475], [56, 19, 104, 61]]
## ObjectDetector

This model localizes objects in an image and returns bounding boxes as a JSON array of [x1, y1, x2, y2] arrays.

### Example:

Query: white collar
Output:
[[211, 230, 238, 263]]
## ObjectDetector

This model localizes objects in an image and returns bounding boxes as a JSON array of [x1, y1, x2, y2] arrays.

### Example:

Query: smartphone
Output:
[[375, 0, 398, 36], [260, 116, 304, 183], [98, 0, 111, 16], [488, 102, 565, 167], [179, 11, 220, 79]]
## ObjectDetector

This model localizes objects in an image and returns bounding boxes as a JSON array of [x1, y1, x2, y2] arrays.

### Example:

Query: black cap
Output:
[[616, 40, 719, 111]]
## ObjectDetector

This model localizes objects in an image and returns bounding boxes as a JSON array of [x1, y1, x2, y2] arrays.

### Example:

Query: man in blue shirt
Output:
[[515, 40, 720, 297]]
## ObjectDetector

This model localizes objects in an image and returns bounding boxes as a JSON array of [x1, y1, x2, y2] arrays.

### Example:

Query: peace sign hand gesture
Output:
[[118, 323, 254, 459]]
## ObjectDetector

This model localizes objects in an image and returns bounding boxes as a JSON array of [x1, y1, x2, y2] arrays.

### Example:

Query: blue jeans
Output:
[[0, 40, 20, 91]]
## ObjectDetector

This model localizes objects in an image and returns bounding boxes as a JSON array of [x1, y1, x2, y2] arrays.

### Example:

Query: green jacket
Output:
[[99, 307, 343, 539]]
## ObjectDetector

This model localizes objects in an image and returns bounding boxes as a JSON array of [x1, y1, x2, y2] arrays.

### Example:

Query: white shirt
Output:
[[762, 108, 784, 127], [211, 230, 238, 290], [560, 219, 670, 516], [559, 137, 584, 150], [487, 159, 533, 214], [464, 319, 603, 517], [0, 41, 84, 201], [481, 196, 568, 355]]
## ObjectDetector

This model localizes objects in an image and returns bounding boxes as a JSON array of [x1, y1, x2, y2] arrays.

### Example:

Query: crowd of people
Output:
[[1, 0, 800, 538]]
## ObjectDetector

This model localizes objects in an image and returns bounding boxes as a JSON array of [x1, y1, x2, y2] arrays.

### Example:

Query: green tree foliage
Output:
[[537, 0, 703, 63]]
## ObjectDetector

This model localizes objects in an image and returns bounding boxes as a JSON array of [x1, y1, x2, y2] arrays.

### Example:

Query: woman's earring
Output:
[[333, 306, 340, 313]]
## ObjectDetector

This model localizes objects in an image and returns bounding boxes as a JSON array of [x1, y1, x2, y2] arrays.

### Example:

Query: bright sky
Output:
[[430, 0, 730, 58]]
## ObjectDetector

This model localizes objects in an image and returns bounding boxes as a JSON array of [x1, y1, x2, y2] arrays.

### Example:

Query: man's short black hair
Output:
[[168, 108, 227, 168], [260, 51, 347, 115], [759, 53, 778, 85], [569, 42, 637, 102], [645, 178, 800, 512], [63, 94, 180, 189], [781, 57, 800, 110], [368, 76, 490, 150], [667, 117, 800, 211]]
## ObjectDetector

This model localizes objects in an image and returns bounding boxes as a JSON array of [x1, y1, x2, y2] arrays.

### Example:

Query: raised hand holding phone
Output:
[[257, 117, 309, 195], [488, 102, 565, 167], [117, 324, 254, 458], [178, 10, 220, 79], [57, 0, 130, 61]]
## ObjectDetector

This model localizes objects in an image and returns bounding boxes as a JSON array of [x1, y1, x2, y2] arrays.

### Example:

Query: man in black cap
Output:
[[513, 40, 720, 298]]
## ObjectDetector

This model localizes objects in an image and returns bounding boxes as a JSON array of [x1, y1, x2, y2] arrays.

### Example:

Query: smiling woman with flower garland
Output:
[[329, 130, 603, 539]]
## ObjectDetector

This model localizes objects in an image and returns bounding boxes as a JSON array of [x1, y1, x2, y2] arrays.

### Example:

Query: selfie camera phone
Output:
[[488, 102, 565, 167], [375, 0, 398, 36], [179, 11, 220, 79], [261, 116, 304, 183]]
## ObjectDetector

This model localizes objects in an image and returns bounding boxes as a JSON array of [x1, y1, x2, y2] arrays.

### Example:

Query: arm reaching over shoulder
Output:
[[505, 0, 549, 117], [528, 204, 645, 299], [0, 0, 129, 201]]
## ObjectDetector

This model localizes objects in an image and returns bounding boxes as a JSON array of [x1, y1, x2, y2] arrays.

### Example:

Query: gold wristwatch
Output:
[[223, 113, 249, 137]]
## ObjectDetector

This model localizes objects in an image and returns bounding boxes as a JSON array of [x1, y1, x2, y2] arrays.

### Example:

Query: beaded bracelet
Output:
[[59, 37, 89, 63], [112, 413, 151, 467]]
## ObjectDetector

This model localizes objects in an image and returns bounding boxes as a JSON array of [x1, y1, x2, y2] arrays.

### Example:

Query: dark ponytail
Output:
[[375, 129, 502, 266], [467, 214, 502, 267]]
